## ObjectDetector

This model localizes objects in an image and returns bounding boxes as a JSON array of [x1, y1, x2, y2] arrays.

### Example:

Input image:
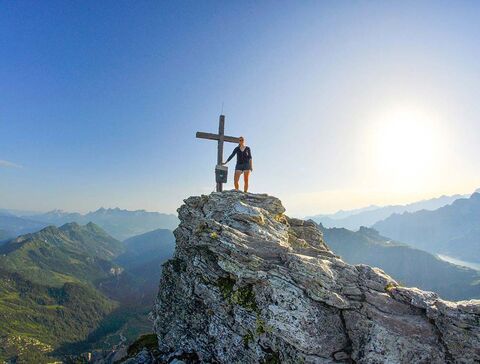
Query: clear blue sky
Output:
[[1, 1, 480, 216]]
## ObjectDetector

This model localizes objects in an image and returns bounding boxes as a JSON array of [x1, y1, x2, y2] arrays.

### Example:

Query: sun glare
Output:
[[369, 108, 445, 188]]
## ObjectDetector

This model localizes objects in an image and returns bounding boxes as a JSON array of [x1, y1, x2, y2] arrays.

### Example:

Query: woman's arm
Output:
[[248, 147, 253, 171], [224, 146, 238, 164]]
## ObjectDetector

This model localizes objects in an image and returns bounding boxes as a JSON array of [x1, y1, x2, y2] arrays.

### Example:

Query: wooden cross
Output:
[[196, 115, 240, 192]]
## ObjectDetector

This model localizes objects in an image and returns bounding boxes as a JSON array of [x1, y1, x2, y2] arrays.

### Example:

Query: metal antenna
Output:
[[221, 102, 224, 115]]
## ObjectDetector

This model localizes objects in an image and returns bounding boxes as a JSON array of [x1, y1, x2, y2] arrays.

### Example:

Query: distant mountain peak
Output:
[[13, 206, 179, 240], [91, 207, 153, 214], [43, 209, 81, 217], [2, 221, 123, 259], [58, 222, 109, 237], [357, 226, 379, 235], [47, 209, 67, 214], [309, 192, 468, 230], [60, 221, 81, 229], [39, 225, 61, 234], [373, 191, 480, 263], [85, 221, 108, 233], [92, 207, 136, 215]]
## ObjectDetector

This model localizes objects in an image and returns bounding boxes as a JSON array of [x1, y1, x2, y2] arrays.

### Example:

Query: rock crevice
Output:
[[153, 191, 480, 363]]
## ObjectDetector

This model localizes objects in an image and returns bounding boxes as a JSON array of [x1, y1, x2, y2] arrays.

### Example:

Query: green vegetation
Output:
[[0, 223, 124, 362], [194, 221, 208, 235], [255, 317, 270, 335], [218, 276, 271, 350], [217, 276, 258, 312], [0, 268, 116, 362], [127, 333, 158, 357], [242, 330, 254, 348], [0, 222, 174, 362], [56, 306, 153, 356], [233, 284, 258, 312], [218, 276, 236, 299], [0, 223, 124, 287], [0, 335, 54, 364], [384, 282, 397, 293]]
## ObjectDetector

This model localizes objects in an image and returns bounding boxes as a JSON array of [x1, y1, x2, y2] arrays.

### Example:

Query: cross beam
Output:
[[196, 115, 240, 192], [195, 132, 239, 144]]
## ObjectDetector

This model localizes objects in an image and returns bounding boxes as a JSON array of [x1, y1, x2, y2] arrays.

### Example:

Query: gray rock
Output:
[[121, 348, 154, 364], [153, 190, 480, 363]]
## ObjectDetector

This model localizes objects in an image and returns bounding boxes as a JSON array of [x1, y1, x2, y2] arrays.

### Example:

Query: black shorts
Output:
[[235, 162, 250, 171]]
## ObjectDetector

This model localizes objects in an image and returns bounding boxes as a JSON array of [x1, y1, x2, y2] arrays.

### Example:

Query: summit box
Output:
[[215, 165, 228, 184]]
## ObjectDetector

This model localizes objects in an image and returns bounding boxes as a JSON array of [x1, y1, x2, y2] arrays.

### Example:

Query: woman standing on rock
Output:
[[223, 136, 253, 192]]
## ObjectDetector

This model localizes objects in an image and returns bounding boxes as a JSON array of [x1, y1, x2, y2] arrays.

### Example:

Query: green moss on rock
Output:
[[194, 222, 208, 235], [217, 277, 258, 312], [243, 330, 254, 349], [127, 333, 158, 357], [217, 276, 236, 300], [256, 316, 270, 335], [232, 284, 258, 312], [384, 282, 397, 293]]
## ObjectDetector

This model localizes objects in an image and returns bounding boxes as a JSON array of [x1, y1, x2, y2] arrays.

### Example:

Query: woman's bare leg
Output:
[[243, 170, 250, 192], [234, 170, 242, 190]]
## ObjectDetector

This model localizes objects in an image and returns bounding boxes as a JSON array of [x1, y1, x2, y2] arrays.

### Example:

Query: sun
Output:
[[369, 108, 445, 187]]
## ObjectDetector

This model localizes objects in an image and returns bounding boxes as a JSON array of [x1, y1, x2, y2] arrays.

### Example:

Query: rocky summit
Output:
[[152, 191, 480, 363]]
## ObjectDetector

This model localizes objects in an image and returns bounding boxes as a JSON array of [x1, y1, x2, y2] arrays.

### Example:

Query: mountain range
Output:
[[0, 207, 179, 241], [28, 208, 179, 241], [2, 190, 480, 362], [0, 223, 174, 362], [0, 222, 124, 286], [319, 224, 480, 301], [308, 193, 467, 230], [0, 214, 47, 241], [0, 223, 122, 362], [373, 192, 480, 263]]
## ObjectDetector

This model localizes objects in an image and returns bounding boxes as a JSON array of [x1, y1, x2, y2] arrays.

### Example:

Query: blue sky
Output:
[[1, 1, 480, 216]]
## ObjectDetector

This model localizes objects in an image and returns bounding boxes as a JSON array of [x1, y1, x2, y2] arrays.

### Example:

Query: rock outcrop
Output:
[[152, 191, 480, 363]]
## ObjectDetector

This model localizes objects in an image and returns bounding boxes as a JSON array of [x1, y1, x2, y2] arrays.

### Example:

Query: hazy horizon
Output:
[[2, 1, 480, 217], [1, 187, 477, 219]]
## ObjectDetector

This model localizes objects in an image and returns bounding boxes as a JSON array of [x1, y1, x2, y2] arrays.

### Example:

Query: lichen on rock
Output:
[[152, 190, 480, 363]]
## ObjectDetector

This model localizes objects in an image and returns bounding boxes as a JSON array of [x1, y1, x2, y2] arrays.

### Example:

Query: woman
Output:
[[223, 136, 253, 192]]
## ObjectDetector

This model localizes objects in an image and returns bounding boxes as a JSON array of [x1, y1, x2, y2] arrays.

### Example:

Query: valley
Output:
[[0, 223, 175, 363]]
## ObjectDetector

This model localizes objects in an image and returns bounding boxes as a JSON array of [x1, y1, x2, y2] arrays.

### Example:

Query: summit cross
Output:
[[196, 115, 240, 192]]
